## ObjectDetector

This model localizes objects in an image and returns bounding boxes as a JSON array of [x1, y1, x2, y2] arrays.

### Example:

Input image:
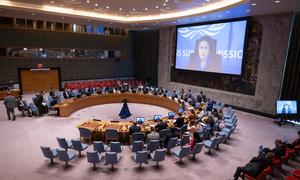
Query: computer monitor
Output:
[[153, 115, 162, 122], [178, 108, 184, 113], [168, 112, 175, 119], [136, 117, 145, 124], [276, 100, 297, 115]]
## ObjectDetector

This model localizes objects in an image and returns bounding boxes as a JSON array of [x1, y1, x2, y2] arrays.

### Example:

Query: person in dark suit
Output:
[[63, 88, 74, 99], [35, 91, 48, 115], [233, 149, 273, 180], [16, 95, 32, 117], [49, 87, 58, 106], [155, 119, 168, 132], [163, 128, 178, 150], [129, 121, 141, 135], [188, 36, 222, 72], [281, 104, 291, 114], [174, 113, 184, 128], [3, 92, 16, 120], [271, 139, 286, 159]]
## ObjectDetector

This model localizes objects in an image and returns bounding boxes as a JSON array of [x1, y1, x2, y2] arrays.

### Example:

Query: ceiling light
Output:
[[163, 3, 167, 6], [86, 0, 89, 3], [106, 6, 109, 9], [95, 3, 98, 6], [155, 5, 159, 8], [119, 8, 122, 10], [275, 0, 280, 3], [252, 3, 256, 6], [50, 1, 54, 3], [145, 8, 148, 10], [31, 12, 35, 15], [132, 8, 136, 11]]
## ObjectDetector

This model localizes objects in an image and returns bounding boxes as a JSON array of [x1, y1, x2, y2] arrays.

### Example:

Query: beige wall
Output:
[[158, 13, 293, 115]]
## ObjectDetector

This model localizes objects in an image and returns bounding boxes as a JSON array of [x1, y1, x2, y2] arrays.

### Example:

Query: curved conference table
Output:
[[54, 93, 182, 117]]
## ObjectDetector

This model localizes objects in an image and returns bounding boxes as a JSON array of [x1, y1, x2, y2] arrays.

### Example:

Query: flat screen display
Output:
[[153, 115, 162, 121], [276, 100, 297, 115], [168, 112, 175, 118], [175, 19, 247, 75], [136, 117, 145, 124]]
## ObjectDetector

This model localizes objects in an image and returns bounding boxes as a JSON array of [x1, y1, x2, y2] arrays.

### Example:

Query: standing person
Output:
[[3, 92, 16, 121]]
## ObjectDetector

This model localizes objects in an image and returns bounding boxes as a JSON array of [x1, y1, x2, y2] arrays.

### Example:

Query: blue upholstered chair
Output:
[[29, 102, 39, 116], [109, 142, 123, 153], [150, 149, 166, 167], [159, 129, 171, 142], [87, 151, 102, 170], [78, 128, 92, 144], [190, 142, 203, 160], [105, 152, 121, 170], [130, 141, 144, 152], [147, 140, 160, 152], [204, 137, 219, 154], [71, 139, 88, 157], [133, 151, 148, 168], [131, 132, 145, 142], [93, 141, 107, 154], [57, 137, 72, 151], [40, 146, 58, 164], [56, 148, 76, 167], [166, 137, 178, 153], [173, 146, 190, 163], [179, 134, 190, 147], [105, 129, 119, 144]]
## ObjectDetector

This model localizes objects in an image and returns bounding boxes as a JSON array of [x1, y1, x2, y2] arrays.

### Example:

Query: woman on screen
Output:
[[281, 104, 291, 114], [188, 35, 221, 72]]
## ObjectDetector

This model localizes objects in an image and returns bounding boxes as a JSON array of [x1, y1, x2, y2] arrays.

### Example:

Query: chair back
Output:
[[167, 137, 178, 149], [87, 151, 101, 163], [131, 141, 144, 152], [153, 149, 166, 161], [29, 103, 37, 111], [131, 132, 145, 142], [159, 129, 171, 139], [93, 141, 106, 154], [211, 137, 219, 149], [57, 137, 68, 149], [192, 142, 203, 154], [105, 129, 118, 139], [78, 128, 91, 138], [40, 146, 54, 158], [57, 148, 69, 161], [110, 142, 122, 153], [180, 124, 188, 133], [180, 134, 190, 146], [105, 152, 118, 164], [147, 140, 160, 152], [179, 146, 190, 157], [71, 139, 83, 150], [135, 151, 147, 163]]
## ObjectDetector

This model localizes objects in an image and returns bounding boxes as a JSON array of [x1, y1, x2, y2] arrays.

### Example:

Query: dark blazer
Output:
[[129, 125, 141, 135], [155, 122, 168, 132], [271, 146, 286, 159], [174, 117, 184, 128], [188, 53, 222, 72], [244, 155, 272, 178]]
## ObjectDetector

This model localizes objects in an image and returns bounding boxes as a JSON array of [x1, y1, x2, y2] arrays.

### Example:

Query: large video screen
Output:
[[276, 100, 298, 115], [175, 19, 248, 75]]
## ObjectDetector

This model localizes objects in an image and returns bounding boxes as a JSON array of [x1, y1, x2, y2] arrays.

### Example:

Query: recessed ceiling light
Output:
[[95, 3, 98, 6], [163, 3, 167, 6], [275, 0, 280, 3], [106, 6, 109, 9], [31, 13, 35, 15], [155, 5, 159, 8], [252, 3, 256, 6], [119, 8, 122, 10], [86, 0, 89, 3], [145, 8, 148, 10], [50, 0, 54, 3], [132, 8, 136, 11]]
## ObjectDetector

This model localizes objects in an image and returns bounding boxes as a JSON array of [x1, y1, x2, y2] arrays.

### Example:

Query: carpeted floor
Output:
[[0, 94, 299, 180]]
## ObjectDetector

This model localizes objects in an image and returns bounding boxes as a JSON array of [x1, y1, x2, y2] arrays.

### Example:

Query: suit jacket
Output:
[[244, 155, 272, 178], [271, 146, 286, 158], [174, 117, 184, 128], [4, 95, 16, 109], [129, 125, 141, 135], [63, 91, 70, 99], [155, 122, 168, 132], [188, 53, 221, 72]]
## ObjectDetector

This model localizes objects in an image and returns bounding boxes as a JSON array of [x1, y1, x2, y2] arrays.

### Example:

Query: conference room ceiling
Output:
[[0, 0, 299, 29]]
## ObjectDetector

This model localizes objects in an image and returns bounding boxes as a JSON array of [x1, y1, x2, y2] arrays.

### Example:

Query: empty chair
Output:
[[130, 141, 144, 152], [131, 132, 145, 142], [40, 146, 58, 164], [105, 129, 119, 144], [147, 140, 160, 152], [57, 137, 72, 151], [159, 129, 172, 142], [109, 142, 123, 153], [204, 137, 218, 154], [173, 146, 190, 163], [133, 151, 148, 168], [71, 139, 88, 157], [105, 152, 121, 170], [166, 137, 178, 153], [216, 134, 227, 149], [180, 134, 190, 147], [87, 151, 102, 170], [190, 142, 203, 160], [150, 149, 166, 167], [78, 128, 92, 144], [56, 148, 76, 167], [93, 141, 107, 154]]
